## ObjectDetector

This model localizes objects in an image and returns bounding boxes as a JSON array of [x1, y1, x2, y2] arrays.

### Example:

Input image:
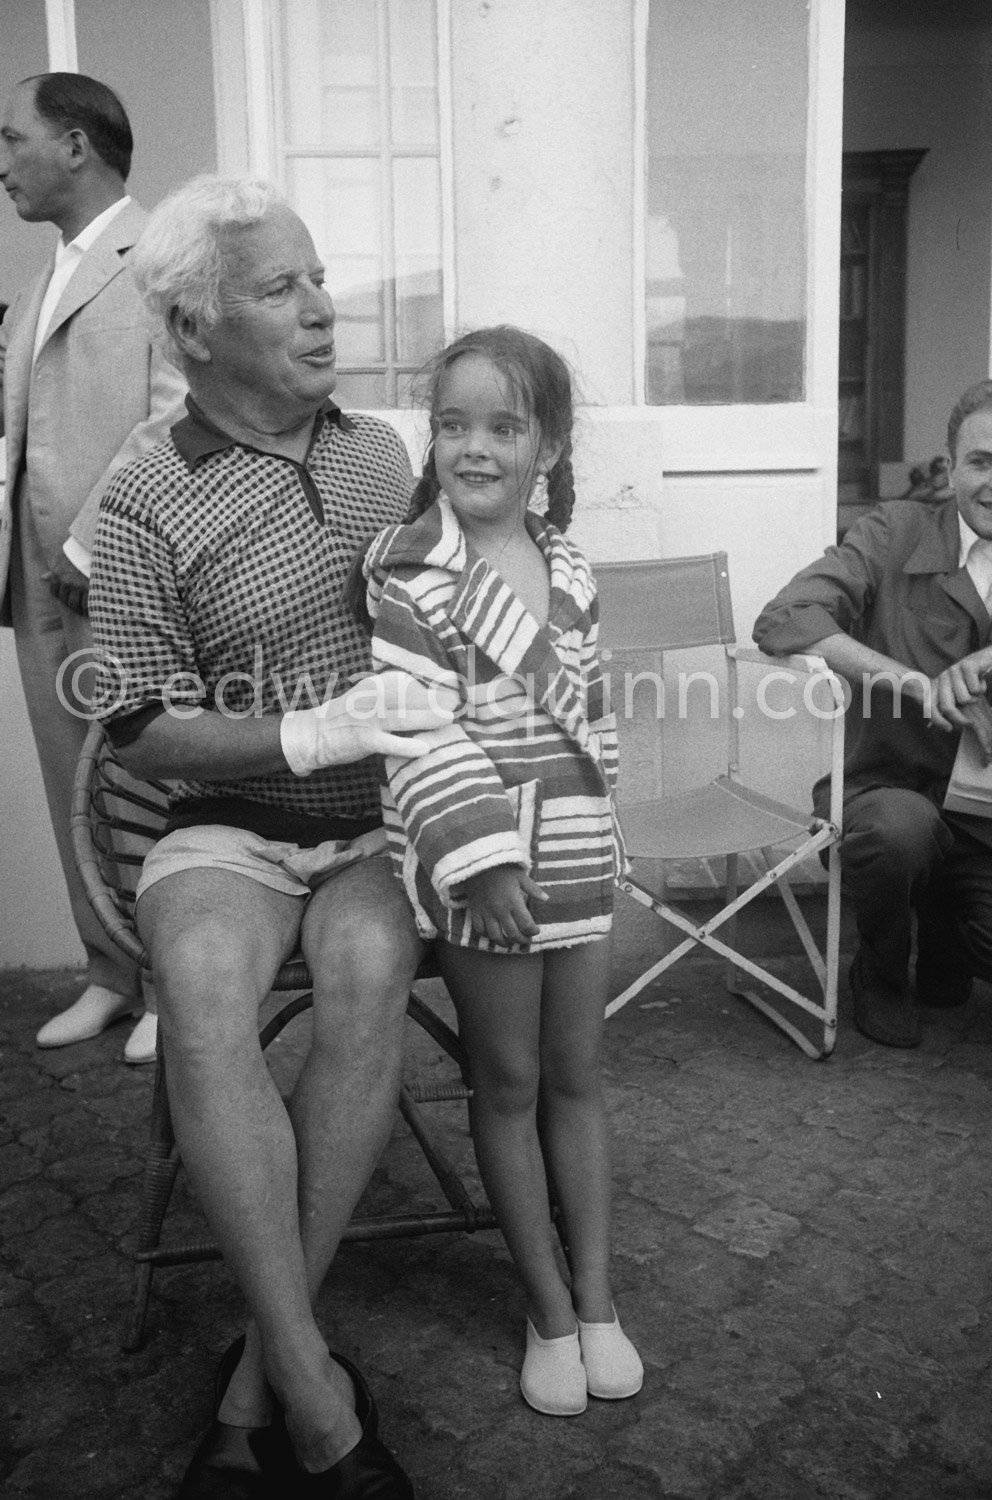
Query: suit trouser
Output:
[[839, 784, 992, 987], [9, 493, 140, 999]]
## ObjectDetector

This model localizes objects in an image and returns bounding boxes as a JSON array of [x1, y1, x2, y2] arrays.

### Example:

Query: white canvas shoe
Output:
[[123, 1011, 158, 1065], [520, 1321, 587, 1416], [36, 986, 138, 1048], [578, 1310, 644, 1399]]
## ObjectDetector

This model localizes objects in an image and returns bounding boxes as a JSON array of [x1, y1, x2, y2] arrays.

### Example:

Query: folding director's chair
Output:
[[595, 554, 844, 1059], [70, 722, 495, 1350]]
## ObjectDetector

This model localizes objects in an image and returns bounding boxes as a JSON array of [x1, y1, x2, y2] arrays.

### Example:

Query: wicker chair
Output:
[[70, 722, 495, 1350]]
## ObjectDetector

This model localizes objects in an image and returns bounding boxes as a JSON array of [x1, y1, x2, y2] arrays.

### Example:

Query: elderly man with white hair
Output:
[[86, 175, 454, 1499]]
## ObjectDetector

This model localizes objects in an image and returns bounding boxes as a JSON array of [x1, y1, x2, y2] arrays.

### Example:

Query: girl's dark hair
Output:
[[26, 72, 133, 181], [343, 326, 578, 630], [406, 324, 577, 532]]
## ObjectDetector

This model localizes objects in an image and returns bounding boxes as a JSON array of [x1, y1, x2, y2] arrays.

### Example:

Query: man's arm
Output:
[[113, 673, 454, 782], [807, 632, 992, 744], [49, 337, 187, 613], [754, 508, 886, 660], [754, 505, 992, 743], [111, 706, 286, 781]]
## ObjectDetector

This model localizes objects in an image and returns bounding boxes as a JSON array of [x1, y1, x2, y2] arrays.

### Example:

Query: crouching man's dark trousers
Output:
[[835, 786, 992, 987]]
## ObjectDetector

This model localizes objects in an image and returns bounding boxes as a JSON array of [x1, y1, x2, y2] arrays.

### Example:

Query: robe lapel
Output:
[[365, 495, 601, 749], [447, 515, 597, 751]]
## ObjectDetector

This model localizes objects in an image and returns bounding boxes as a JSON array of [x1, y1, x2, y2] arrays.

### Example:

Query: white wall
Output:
[[448, 0, 636, 404]]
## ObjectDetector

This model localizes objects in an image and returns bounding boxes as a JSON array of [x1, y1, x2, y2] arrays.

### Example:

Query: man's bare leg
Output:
[[284, 855, 420, 1469], [136, 869, 346, 1453], [141, 858, 421, 1472]]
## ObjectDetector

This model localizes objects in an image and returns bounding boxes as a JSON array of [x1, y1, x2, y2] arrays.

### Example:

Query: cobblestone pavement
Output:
[[2, 899, 992, 1499]]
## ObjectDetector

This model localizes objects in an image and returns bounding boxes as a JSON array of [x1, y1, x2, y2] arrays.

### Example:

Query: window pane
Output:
[[396, 369, 425, 407], [333, 371, 388, 409], [388, 0, 438, 146], [277, 0, 443, 408], [281, 0, 380, 148], [646, 0, 808, 405], [287, 158, 385, 364], [393, 158, 443, 364]]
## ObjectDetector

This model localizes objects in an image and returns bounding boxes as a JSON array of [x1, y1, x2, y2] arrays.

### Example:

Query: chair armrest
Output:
[[727, 646, 828, 674], [727, 647, 845, 708]]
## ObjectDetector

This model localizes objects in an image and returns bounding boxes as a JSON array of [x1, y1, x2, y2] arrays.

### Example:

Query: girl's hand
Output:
[[463, 866, 549, 946]]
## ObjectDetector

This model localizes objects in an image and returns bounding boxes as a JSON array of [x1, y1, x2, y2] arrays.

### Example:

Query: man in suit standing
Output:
[[0, 73, 186, 1059]]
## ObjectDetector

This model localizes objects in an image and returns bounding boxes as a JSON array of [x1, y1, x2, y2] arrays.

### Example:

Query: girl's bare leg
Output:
[[439, 942, 576, 1337], [538, 939, 615, 1324]]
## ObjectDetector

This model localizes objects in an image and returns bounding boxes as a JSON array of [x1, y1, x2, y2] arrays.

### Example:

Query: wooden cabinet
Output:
[[839, 149, 926, 501]]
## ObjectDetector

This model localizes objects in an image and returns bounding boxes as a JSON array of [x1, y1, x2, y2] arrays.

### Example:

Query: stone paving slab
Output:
[[2, 902, 992, 1499]]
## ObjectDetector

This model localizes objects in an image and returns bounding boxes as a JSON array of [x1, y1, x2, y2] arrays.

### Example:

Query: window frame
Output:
[[632, 0, 845, 474], [209, 0, 455, 407]]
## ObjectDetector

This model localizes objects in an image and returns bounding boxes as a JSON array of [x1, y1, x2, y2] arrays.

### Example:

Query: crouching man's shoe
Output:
[[258, 1351, 414, 1499], [849, 948, 921, 1048]]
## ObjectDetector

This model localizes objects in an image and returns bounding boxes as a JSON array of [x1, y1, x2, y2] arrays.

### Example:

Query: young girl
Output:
[[360, 326, 642, 1416]]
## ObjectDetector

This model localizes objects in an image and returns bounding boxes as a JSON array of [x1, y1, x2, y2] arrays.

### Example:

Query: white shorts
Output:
[[135, 822, 390, 903]]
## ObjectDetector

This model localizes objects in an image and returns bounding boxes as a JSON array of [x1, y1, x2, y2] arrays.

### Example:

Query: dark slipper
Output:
[[258, 1351, 414, 1500], [178, 1335, 283, 1500]]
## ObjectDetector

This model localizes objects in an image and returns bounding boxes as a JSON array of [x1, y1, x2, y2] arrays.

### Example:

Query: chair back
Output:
[[592, 553, 738, 803], [594, 553, 735, 654], [70, 723, 172, 970]]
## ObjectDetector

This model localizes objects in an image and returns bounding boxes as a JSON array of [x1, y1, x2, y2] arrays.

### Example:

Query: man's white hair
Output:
[[131, 174, 285, 329]]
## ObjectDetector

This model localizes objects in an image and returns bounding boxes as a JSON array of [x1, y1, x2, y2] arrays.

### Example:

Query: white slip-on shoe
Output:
[[123, 1011, 158, 1065], [520, 1321, 587, 1416], [578, 1310, 644, 1399], [36, 986, 138, 1049]]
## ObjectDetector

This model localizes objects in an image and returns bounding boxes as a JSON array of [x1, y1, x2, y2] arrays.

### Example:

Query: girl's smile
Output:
[[433, 353, 557, 534]]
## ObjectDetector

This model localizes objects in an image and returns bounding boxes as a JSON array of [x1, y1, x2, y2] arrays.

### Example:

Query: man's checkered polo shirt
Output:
[[89, 404, 413, 821]]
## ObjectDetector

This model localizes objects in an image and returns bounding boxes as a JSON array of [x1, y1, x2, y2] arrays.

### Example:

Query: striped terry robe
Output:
[[362, 494, 626, 951]]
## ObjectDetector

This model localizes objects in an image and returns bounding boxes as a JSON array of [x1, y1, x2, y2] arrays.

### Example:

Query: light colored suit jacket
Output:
[[0, 198, 186, 616]]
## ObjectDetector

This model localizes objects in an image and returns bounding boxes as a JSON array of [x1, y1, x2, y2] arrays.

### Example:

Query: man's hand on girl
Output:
[[464, 866, 549, 945], [280, 669, 457, 774]]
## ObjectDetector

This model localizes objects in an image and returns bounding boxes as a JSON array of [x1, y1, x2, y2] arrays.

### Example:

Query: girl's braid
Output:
[[404, 444, 442, 522], [545, 436, 575, 532]]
